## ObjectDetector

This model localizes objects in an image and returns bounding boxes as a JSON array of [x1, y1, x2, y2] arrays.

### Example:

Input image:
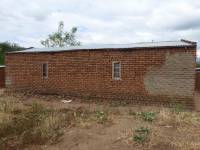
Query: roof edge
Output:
[[181, 39, 197, 45], [6, 39, 197, 54], [6, 45, 195, 55]]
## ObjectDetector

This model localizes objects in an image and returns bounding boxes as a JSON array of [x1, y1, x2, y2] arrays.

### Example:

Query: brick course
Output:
[[5, 46, 196, 108]]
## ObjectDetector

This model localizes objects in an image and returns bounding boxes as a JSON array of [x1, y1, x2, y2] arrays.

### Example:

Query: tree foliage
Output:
[[41, 21, 81, 47], [0, 42, 24, 65]]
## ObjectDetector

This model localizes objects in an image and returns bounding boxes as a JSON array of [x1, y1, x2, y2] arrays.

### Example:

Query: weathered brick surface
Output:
[[0, 67, 5, 88], [196, 71, 200, 91], [5, 46, 196, 108]]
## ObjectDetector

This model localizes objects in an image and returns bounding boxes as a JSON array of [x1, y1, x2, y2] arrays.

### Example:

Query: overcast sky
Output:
[[0, 0, 200, 51]]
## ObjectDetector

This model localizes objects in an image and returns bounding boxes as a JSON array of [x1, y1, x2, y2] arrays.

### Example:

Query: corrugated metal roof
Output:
[[9, 40, 195, 54]]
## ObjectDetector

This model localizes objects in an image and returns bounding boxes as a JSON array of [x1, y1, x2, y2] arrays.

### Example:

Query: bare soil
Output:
[[1, 90, 200, 150]]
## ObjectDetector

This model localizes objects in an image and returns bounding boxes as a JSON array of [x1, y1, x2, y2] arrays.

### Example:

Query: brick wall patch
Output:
[[144, 52, 195, 97]]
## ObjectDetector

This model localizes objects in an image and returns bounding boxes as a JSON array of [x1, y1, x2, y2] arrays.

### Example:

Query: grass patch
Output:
[[130, 111, 156, 122], [0, 101, 112, 149], [140, 112, 156, 122], [158, 108, 200, 126], [73, 107, 92, 124], [0, 102, 74, 149], [0, 100, 15, 113], [95, 110, 109, 124], [133, 127, 150, 143], [174, 104, 185, 114]]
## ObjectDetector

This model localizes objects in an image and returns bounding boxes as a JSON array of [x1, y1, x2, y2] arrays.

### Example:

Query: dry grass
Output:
[[0, 96, 113, 150], [157, 108, 200, 126], [0, 102, 70, 149], [143, 107, 200, 150], [1, 92, 200, 150]]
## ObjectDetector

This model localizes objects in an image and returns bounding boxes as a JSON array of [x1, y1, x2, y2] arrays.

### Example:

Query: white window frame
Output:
[[112, 61, 121, 80], [42, 63, 48, 79]]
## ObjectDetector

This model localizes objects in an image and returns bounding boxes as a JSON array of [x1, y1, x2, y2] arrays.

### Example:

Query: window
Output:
[[112, 61, 121, 80], [42, 63, 48, 78]]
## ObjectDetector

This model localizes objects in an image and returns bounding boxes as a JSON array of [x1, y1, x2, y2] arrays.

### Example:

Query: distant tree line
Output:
[[0, 42, 24, 65]]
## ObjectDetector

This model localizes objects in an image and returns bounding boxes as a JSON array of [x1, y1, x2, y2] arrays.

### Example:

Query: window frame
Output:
[[42, 63, 48, 79], [112, 61, 121, 80]]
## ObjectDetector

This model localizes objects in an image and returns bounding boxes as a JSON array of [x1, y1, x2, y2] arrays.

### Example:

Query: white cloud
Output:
[[0, 0, 199, 52]]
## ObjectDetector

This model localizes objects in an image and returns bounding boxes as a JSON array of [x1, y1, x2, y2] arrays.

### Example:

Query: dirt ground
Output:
[[1, 90, 200, 150]]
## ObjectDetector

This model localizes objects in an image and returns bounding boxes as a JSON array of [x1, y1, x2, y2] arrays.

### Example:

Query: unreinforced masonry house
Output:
[[6, 40, 197, 108]]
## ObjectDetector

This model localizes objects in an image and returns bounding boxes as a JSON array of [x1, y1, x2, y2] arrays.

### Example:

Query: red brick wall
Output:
[[5, 47, 196, 108], [196, 71, 200, 90], [0, 67, 5, 88]]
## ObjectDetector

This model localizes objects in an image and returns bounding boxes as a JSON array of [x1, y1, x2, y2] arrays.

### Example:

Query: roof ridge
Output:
[[30, 40, 185, 49], [76, 40, 182, 46]]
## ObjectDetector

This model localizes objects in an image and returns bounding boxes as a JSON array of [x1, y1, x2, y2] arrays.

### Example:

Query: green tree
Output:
[[41, 21, 81, 47], [0, 42, 24, 65]]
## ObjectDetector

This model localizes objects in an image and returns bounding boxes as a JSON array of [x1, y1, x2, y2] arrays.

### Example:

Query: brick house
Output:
[[6, 39, 197, 108]]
